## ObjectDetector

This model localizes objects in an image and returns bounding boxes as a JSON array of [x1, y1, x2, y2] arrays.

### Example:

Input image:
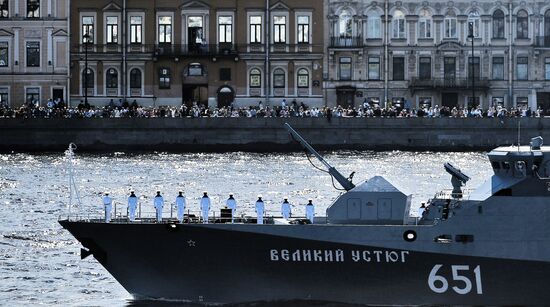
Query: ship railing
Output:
[[60, 202, 321, 224], [433, 189, 474, 201]]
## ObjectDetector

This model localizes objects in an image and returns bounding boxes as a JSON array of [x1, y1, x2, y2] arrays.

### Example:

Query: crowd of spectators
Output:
[[0, 97, 547, 120]]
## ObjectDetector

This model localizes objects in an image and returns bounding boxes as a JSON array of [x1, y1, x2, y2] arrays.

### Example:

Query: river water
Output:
[[0, 150, 492, 306]]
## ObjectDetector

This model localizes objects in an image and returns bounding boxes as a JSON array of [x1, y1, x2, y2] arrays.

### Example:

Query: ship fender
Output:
[[403, 230, 417, 242]]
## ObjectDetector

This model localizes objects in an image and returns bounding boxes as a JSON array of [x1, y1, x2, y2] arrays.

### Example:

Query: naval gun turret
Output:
[[444, 162, 470, 198], [284, 123, 355, 191], [285, 124, 412, 225]]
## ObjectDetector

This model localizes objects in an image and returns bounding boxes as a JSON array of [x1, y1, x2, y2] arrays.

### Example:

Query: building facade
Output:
[[0, 0, 69, 107], [69, 0, 324, 108], [324, 0, 550, 110]]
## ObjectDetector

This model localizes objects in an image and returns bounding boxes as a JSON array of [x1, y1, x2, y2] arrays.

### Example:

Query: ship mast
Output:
[[285, 123, 355, 191]]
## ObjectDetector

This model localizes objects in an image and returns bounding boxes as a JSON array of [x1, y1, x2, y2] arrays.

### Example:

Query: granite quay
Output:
[[0, 117, 547, 152]]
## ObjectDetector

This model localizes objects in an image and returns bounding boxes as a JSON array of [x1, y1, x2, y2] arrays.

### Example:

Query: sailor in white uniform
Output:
[[127, 190, 138, 221], [255, 195, 265, 224], [154, 191, 164, 223], [103, 192, 112, 223], [306, 199, 315, 224], [226, 193, 237, 223], [200, 191, 211, 224], [176, 191, 186, 223], [418, 203, 426, 218], [281, 197, 292, 219]]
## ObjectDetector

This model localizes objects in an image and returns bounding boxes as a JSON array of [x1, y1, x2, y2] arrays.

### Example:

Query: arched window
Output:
[[297, 68, 309, 88], [250, 68, 261, 88], [130, 68, 141, 89], [82, 68, 94, 91], [273, 68, 285, 88], [517, 10, 529, 39], [339, 10, 352, 37], [367, 10, 381, 38], [188, 63, 203, 76], [493, 10, 505, 39], [545, 10, 550, 45], [468, 10, 480, 38], [418, 9, 432, 39], [392, 10, 405, 39], [106, 68, 118, 89], [444, 10, 457, 38]]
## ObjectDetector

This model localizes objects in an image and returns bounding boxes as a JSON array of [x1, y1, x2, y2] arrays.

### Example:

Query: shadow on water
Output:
[[126, 300, 366, 307]]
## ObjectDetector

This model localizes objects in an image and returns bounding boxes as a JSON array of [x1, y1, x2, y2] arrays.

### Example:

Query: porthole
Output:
[[403, 230, 417, 242]]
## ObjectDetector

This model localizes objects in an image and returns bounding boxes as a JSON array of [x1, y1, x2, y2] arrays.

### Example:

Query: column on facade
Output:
[[47, 28, 53, 69], [13, 28, 20, 69], [48, 0, 52, 17]]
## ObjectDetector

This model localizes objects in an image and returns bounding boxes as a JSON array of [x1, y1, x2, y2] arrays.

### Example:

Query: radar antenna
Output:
[[284, 123, 355, 191], [444, 162, 470, 199]]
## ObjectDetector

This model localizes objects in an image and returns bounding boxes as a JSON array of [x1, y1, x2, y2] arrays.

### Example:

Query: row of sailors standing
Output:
[[102, 191, 315, 224]]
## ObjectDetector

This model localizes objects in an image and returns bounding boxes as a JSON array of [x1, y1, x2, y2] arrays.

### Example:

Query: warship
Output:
[[60, 124, 550, 305]]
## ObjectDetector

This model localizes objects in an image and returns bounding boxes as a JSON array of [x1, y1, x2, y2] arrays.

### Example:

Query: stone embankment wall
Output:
[[0, 118, 548, 152]]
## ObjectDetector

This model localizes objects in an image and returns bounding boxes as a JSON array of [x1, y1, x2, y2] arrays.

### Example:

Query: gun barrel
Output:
[[284, 123, 355, 191]]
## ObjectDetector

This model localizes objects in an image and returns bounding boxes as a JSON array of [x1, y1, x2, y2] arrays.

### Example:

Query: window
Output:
[[159, 68, 170, 89], [0, 88, 8, 107], [218, 16, 232, 43], [158, 16, 172, 43], [82, 16, 94, 43], [492, 57, 504, 80], [0, 0, 8, 18], [250, 68, 261, 88], [27, 0, 39, 18], [517, 57, 528, 80], [297, 69, 309, 88], [444, 11, 457, 38], [26, 42, 40, 67], [468, 57, 480, 80], [368, 57, 380, 80], [493, 10, 505, 39], [26, 88, 40, 103], [339, 10, 352, 37], [220, 68, 231, 81], [367, 11, 381, 38], [188, 63, 203, 76], [106, 68, 118, 90], [418, 9, 432, 39], [0, 42, 7, 67], [545, 58, 550, 80], [468, 10, 480, 38], [393, 57, 404, 80], [250, 16, 262, 43], [130, 69, 141, 89], [297, 16, 310, 43], [82, 68, 94, 91], [517, 97, 528, 108], [273, 68, 285, 88], [392, 10, 405, 39], [492, 97, 504, 107], [339, 57, 352, 80], [273, 16, 286, 43], [106, 16, 118, 44], [419, 57, 431, 80], [130, 16, 142, 44], [419, 97, 432, 108], [517, 10, 528, 39]]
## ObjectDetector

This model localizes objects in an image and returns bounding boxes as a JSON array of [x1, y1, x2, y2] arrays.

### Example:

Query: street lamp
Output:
[[83, 33, 91, 105]]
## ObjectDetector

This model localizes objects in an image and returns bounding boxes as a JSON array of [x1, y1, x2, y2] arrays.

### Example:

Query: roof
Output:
[[351, 176, 405, 194]]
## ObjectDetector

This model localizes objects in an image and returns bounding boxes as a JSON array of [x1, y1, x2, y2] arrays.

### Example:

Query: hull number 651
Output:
[[428, 264, 483, 295]]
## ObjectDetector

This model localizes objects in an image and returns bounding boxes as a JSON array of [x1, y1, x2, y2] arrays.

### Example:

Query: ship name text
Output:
[[270, 249, 410, 263]]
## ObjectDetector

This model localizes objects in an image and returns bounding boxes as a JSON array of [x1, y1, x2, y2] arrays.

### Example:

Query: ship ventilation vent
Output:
[[531, 136, 543, 150]]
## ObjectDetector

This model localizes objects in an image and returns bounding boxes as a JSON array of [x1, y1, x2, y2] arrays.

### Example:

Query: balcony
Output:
[[329, 36, 363, 48], [410, 77, 490, 92], [535, 36, 550, 48], [154, 44, 238, 57]]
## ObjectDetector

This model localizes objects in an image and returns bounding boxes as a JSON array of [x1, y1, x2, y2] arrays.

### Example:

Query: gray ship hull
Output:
[[59, 220, 550, 305]]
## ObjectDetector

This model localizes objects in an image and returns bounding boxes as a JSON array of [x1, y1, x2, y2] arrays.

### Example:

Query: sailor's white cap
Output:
[[130, 189, 135, 193], [257, 194, 262, 198], [229, 192, 233, 195], [203, 191, 208, 194], [283, 196, 288, 200], [104, 192, 109, 195], [308, 198, 313, 201], [178, 190, 183, 193], [156, 190, 161, 193]]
